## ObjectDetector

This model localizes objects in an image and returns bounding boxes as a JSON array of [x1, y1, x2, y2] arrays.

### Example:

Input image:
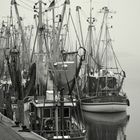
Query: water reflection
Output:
[[83, 112, 130, 140]]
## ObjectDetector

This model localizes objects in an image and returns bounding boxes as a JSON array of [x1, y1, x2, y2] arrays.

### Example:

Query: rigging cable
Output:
[[63, 8, 71, 51], [108, 27, 123, 71], [16, 1, 33, 12], [70, 13, 82, 47], [23, 0, 35, 4], [18, 0, 33, 9], [75, 77, 86, 131], [18, 4, 34, 12]]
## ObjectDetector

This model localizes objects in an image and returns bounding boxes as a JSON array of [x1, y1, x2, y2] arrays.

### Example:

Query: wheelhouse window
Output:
[[30, 103, 34, 112], [43, 108, 51, 118], [51, 107, 70, 118], [64, 107, 70, 118]]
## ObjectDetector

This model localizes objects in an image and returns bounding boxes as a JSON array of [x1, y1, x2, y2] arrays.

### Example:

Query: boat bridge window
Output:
[[30, 103, 35, 112], [43, 108, 51, 118], [88, 77, 97, 92], [51, 107, 70, 118], [64, 107, 70, 118], [99, 77, 117, 89], [83, 76, 97, 93]]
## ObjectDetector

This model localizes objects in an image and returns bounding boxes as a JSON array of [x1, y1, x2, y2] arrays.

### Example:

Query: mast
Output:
[[76, 6, 84, 47], [52, 0, 55, 57], [10, 0, 25, 125], [88, 0, 92, 68], [3, 21, 13, 120], [38, 0, 43, 58], [105, 14, 108, 70], [86, 0, 94, 95], [38, 0, 43, 96], [34, 0, 46, 96], [96, 7, 108, 71], [54, 0, 69, 61], [11, 0, 29, 70], [87, 0, 96, 73]]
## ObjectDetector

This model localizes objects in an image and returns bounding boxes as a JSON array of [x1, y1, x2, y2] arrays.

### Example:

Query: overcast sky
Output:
[[0, 0, 140, 98], [0, 1, 140, 139]]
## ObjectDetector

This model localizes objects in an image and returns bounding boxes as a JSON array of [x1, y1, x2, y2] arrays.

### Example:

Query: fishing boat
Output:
[[83, 111, 129, 140], [25, 50, 86, 140], [81, 6, 130, 112], [23, 0, 86, 139]]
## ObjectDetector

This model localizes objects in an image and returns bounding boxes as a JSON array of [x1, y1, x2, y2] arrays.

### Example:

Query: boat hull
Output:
[[81, 102, 127, 113], [83, 111, 129, 125]]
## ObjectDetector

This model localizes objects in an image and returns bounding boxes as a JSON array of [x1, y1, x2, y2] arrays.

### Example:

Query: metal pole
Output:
[[38, 0, 43, 55]]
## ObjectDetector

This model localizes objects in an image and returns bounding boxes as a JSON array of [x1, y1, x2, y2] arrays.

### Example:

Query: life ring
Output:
[[44, 119, 54, 130]]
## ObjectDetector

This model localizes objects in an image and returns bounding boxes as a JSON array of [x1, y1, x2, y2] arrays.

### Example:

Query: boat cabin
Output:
[[29, 96, 77, 138], [84, 75, 119, 97]]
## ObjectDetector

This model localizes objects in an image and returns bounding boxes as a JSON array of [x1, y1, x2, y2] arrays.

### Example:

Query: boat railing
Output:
[[83, 89, 126, 98], [33, 128, 85, 138], [81, 94, 127, 103]]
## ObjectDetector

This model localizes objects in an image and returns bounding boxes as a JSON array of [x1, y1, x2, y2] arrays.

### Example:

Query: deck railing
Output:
[[82, 95, 126, 103], [33, 128, 85, 138]]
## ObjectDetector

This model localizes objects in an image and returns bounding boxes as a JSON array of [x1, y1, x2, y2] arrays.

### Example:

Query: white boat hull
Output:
[[81, 102, 127, 113]]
